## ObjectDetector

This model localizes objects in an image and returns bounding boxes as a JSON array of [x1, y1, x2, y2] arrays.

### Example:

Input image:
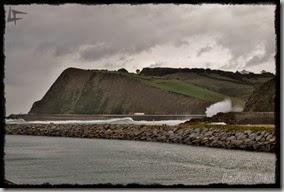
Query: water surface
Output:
[[5, 135, 275, 185], [5, 117, 190, 126]]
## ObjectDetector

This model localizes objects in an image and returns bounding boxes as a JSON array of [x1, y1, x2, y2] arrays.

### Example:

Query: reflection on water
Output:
[[5, 135, 275, 185]]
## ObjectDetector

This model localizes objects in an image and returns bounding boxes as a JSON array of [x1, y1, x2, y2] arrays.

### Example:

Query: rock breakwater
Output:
[[5, 124, 276, 152]]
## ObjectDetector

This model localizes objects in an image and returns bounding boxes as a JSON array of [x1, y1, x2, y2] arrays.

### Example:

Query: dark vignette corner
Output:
[[0, 1, 5, 189], [274, 0, 281, 188]]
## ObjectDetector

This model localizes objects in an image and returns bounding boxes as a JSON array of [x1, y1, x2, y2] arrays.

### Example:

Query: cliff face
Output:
[[244, 78, 275, 112], [29, 67, 275, 115], [29, 68, 210, 114]]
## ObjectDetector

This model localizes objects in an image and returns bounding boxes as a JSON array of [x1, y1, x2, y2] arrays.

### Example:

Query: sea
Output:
[[5, 135, 275, 185], [5, 117, 191, 126]]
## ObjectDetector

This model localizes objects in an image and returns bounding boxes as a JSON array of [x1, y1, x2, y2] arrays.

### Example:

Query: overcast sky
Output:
[[4, 4, 276, 115]]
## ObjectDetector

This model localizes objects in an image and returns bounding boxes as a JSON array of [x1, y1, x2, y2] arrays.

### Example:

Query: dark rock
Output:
[[5, 123, 275, 153]]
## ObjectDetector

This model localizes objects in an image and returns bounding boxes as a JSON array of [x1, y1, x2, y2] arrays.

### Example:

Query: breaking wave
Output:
[[205, 98, 243, 117], [5, 117, 190, 126]]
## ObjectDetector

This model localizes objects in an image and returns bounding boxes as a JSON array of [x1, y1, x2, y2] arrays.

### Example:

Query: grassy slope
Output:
[[125, 73, 239, 103], [164, 73, 253, 98], [114, 71, 272, 108], [160, 72, 272, 107], [147, 79, 226, 102]]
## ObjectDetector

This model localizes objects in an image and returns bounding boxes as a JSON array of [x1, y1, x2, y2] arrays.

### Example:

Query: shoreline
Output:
[[5, 123, 275, 153], [7, 114, 205, 121]]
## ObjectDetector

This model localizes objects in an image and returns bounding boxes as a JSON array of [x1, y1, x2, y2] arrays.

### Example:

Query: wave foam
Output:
[[5, 117, 189, 126]]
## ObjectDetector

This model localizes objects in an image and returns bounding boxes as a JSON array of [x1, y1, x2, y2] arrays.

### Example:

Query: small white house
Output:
[[133, 113, 145, 116]]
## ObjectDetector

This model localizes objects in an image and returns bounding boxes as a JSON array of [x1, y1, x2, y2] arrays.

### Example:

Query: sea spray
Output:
[[232, 106, 244, 112], [205, 98, 244, 117], [206, 99, 232, 117]]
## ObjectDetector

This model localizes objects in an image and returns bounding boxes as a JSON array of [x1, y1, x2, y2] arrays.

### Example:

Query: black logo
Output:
[[7, 7, 27, 25]]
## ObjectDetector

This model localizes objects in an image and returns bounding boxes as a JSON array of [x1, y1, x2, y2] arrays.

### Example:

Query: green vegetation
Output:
[[187, 123, 274, 132], [147, 79, 226, 102], [113, 70, 272, 109], [29, 67, 274, 115]]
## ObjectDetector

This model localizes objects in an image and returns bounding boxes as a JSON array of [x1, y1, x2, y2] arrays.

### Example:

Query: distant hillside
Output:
[[140, 67, 273, 81], [244, 78, 275, 112], [29, 67, 274, 115], [141, 67, 273, 105]]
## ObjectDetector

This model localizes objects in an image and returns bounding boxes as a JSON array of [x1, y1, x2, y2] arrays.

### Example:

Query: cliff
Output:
[[29, 67, 274, 115], [244, 78, 276, 112], [29, 68, 211, 114]]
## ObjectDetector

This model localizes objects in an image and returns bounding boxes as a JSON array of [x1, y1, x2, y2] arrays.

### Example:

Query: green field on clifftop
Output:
[[147, 79, 227, 102]]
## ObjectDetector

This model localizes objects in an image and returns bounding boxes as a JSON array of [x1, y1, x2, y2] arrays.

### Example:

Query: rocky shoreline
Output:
[[5, 123, 276, 152]]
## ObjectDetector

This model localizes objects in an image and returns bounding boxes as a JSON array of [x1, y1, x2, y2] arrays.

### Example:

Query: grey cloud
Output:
[[246, 53, 273, 67], [148, 62, 166, 68], [246, 55, 264, 67], [54, 45, 76, 57], [196, 46, 213, 57], [120, 58, 134, 67], [8, 4, 275, 63], [119, 56, 126, 61], [174, 40, 190, 47], [79, 43, 123, 61], [218, 6, 275, 64], [4, 4, 275, 114], [103, 62, 117, 69], [205, 62, 211, 68]]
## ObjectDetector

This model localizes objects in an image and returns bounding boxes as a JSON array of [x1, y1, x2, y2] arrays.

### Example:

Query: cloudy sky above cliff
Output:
[[5, 4, 276, 114]]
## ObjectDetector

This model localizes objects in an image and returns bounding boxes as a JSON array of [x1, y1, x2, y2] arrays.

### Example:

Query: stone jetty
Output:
[[6, 124, 276, 152]]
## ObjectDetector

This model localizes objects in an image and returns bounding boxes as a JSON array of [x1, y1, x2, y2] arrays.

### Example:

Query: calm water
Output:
[[5, 135, 276, 185]]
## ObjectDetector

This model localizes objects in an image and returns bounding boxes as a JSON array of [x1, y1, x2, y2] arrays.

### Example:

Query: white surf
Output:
[[5, 117, 190, 126]]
